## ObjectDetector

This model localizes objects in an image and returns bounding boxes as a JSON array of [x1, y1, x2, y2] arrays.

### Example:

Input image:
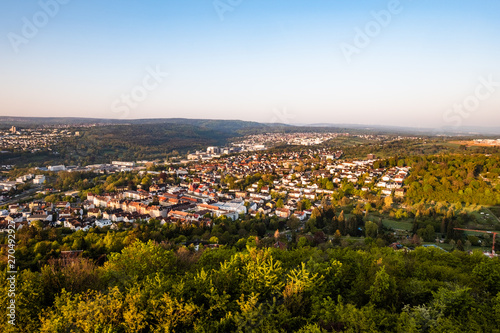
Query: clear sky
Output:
[[1, 0, 499, 128]]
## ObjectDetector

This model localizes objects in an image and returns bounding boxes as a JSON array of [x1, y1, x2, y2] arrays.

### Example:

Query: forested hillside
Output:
[[405, 155, 500, 205], [0, 119, 347, 166], [1, 123, 237, 166]]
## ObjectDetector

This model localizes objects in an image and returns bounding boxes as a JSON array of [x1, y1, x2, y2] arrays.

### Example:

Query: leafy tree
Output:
[[365, 221, 379, 238], [276, 198, 284, 208], [367, 266, 397, 308]]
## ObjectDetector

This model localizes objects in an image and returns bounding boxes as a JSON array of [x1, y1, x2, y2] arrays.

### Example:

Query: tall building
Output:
[[207, 146, 220, 154]]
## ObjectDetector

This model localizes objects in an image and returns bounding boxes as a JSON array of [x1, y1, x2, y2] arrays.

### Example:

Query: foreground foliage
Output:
[[1, 241, 500, 332]]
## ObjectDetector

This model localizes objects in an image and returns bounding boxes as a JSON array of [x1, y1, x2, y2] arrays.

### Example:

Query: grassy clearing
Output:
[[441, 141, 462, 148], [382, 218, 413, 231], [485, 206, 500, 221], [365, 213, 414, 231], [466, 207, 500, 229], [421, 242, 489, 252]]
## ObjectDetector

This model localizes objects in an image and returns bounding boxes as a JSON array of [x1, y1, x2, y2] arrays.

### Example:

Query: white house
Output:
[[95, 219, 112, 228], [382, 189, 392, 196], [27, 214, 52, 223], [293, 211, 307, 221], [33, 175, 46, 184], [0, 181, 17, 191], [48, 165, 66, 172], [214, 210, 239, 221], [213, 201, 247, 215]]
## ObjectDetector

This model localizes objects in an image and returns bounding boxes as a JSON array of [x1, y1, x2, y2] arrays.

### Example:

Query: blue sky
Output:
[[1, 0, 499, 128]]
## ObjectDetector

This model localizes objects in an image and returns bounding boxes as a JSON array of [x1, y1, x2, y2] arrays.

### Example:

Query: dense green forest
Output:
[[405, 155, 500, 205], [1, 238, 499, 332]]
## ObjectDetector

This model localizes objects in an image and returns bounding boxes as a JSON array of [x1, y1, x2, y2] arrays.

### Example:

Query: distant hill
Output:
[[0, 121, 255, 166], [1, 116, 499, 166], [0, 117, 278, 135], [0, 117, 123, 127], [308, 123, 500, 136], [0, 116, 266, 128], [0, 117, 348, 166], [1, 116, 499, 136], [0, 116, 350, 136]]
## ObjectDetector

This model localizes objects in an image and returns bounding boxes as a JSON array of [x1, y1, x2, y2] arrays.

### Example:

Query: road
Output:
[[1, 185, 42, 206]]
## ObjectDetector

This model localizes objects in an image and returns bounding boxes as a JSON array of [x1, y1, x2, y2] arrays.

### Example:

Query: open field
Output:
[[450, 140, 500, 147], [422, 242, 491, 252], [381, 218, 414, 231], [469, 209, 499, 225], [486, 206, 500, 220]]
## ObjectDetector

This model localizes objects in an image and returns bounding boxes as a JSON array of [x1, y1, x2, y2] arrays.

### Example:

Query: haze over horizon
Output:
[[1, 0, 499, 129]]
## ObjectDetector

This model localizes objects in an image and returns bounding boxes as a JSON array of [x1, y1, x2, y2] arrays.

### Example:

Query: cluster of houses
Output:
[[233, 133, 422, 150], [186, 146, 243, 161], [0, 173, 45, 191], [474, 139, 500, 146], [375, 167, 409, 197], [233, 132, 348, 149], [0, 127, 77, 153], [15, 174, 46, 185], [0, 174, 46, 204], [0, 149, 410, 233], [328, 161, 409, 197]]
